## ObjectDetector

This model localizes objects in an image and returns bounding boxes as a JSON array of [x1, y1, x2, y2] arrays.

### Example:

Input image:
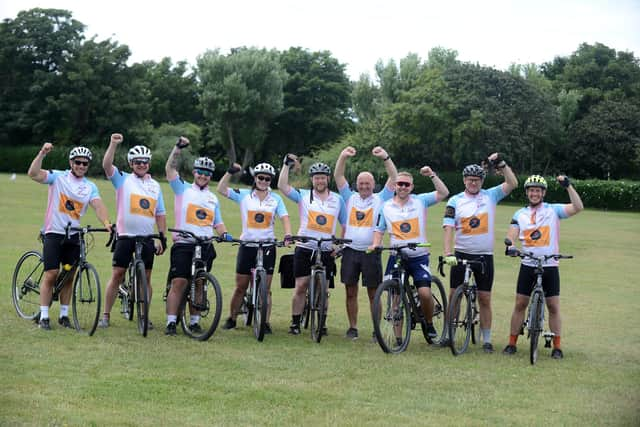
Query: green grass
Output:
[[0, 173, 639, 426]]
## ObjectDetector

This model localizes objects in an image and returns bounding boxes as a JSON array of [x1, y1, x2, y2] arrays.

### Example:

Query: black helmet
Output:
[[462, 164, 486, 179]]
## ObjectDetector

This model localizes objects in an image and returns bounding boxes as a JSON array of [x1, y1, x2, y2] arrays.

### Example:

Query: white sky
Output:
[[2, 0, 639, 80]]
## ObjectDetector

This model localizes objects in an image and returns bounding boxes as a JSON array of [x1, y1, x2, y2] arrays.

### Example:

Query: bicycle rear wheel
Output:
[[424, 277, 447, 345], [529, 291, 544, 365], [72, 263, 101, 336], [372, 279, 411, 354], [448, 286, 472, 356], [134, 261, 149, 337], [310, 271, 327, 343], [12, 251, 44, 320], [253, 270, 268, 341], [179, 272, 222, 341]]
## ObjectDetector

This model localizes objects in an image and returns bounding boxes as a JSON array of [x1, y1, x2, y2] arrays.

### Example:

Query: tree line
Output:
[[1, 8, 639, 180]]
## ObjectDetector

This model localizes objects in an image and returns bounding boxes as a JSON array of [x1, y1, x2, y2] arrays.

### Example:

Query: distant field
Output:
[[0, 172, 638, 426]]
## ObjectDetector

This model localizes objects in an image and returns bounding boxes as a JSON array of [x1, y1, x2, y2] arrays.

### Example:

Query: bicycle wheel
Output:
[[134, 261, 149, 337], [529, 291, 544, 365], [12, 251, 44, 320], [253, 270, 269, 341], [372, 279, 411, 354], [179, 272, 222, 341], [120, 267, 134, 321], [310, 271, 327, 343], [448, 286, 472, 356], [243, 288, 253, 327], [424, 277, 447, 345], [72, 263, 101, 336], [302, 292, 310, 330]]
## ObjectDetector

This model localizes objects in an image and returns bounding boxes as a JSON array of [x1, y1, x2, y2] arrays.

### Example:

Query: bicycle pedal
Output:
[[544, 341, 551, 348]]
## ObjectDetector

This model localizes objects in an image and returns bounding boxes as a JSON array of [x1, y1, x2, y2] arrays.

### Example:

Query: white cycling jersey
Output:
[[339, 183, 394, 251], [224, 188, 288, 241], [169, 176, 223, 243]]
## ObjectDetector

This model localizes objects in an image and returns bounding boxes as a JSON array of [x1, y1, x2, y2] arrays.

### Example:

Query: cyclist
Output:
[[27, 143, 112, 330], [371, 168, 449, 339], [442, 153, 517, 353], [503, 175, 583, 359], [99, 133, 167, 329], [217, 161, 292, 333], [334, 145, 397, 340], [164, 136, 232, 336], [278, 155, 347, 335]]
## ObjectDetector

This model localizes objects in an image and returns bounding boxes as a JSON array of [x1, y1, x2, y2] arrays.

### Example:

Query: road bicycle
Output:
[[438, 255, 485, 356], [372, 244, 447, 354], [291, 235, 352, 343], [12, 224, 112, 335], [161, 228, 224, 341], [505, 238, 573, 364]]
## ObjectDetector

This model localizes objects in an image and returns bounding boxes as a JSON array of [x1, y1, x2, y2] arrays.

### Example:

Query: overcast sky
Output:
[[2, 0, 639, 80]]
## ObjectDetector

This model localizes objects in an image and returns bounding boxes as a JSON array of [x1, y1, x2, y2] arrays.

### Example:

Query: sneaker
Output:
[[189, 323, 203, 334], [426, 324, 438, 339], [288, 323, 301, 335], [264, 323, 273, 334], [58, 316, 72, 328], [222, 317, 236, 330], [439, 338, 451, 347], [482, 342, 494, 353], [503, 344, 517, 355], [551, 348, 564, 359], [396, 337, 403, 346], [345, 327, 359, 340], [147, 321, 154, 331], [39, 318, 51, 330], [321, 327, 328, 336], [98, 317, 110, 328], [165, 321, 177, 336]]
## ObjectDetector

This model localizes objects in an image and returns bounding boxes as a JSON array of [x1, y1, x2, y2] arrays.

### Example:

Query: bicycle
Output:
[[371, 244, 447, 354], [438, 255, 485, 356], [161, 228, 224, 341], [504, 238, 573, 364], [115, 233, 163, 337], [290, 235, 352, 343], [12, 223, 112, 335]]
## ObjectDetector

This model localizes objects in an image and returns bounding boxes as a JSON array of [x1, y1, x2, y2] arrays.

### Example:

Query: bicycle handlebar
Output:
[[503, 238, 572, 263], [289, 235, 352, 246], [437, 255, 485, 277], [234, 238, 287, 248], [168, 228, 231, 245], [63, 222, 113, 246]]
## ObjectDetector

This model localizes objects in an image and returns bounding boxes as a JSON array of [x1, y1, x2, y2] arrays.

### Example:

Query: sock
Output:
[[102, 312, 110, 320], [190, 315, 200, 325], [167, 315, 177, 325], [481, 328, 492, 344], [509, 334, 518, 346], [292, 314, 301, 325], [59, 305, 69, 318], [40, 306, 49, 320], [553, 335, 561, 349]]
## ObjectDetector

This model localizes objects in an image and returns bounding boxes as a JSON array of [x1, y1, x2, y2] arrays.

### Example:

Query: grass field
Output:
[[0, 172, 638, 426]]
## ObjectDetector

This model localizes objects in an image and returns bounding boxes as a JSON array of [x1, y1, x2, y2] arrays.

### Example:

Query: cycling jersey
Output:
[[283, 188, 346, 251], [339, 183, 394, 251], [41, 170, 100, 235], [443, 185, 506, 255], [108, 166, 166, 236], [510, 202, 569, 267], [224, 188, 288, 241], [376, 193, 439, 258], [169, 176, 223, 243]]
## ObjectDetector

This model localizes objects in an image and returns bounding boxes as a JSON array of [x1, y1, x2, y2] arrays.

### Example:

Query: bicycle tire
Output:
[[372, 279, 411, 354], [253, 270, 268, 341], [310, 271, 327, 343], [72, 263, 101, 336], [134, 261, 149, 337], [302, 291, 310, 330], [179, 272, 222, 341], [529, 291, 543, 365], [12, 251, 44, 320], [243, 289, 253, 327], [448, 286, 472, 356], [426, 276, 447, 345], [120, 267, 134, 321]]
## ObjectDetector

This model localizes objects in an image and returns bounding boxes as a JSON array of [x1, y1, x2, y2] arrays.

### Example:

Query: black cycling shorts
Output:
[[235, 244, 276, 275], [43, 233, 80, 271], [168, 243, 216, 280], [516, 264, 560, 298], [449, 252, 494, 292], [293, 246, 336, 288], [112, 237, 155, 269], [340, 247, 382, 288]]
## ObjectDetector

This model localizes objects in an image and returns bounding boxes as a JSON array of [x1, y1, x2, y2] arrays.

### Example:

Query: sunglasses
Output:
[[195, 168, 213, 177], [256, 175, 272, 182], [396, 181, 412, 188], [133, 159, 150, 166], [73, 160, 89, 166]]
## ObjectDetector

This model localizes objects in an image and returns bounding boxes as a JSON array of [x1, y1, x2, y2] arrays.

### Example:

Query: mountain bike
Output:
[[12, 224, 113, 335], [505, 238, 573, 364], [372, 244, 447, 354]]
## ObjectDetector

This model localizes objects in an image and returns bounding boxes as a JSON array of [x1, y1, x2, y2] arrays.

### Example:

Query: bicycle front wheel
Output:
[[310, 271, 327, 343], [448, 286, 472, 356], [372, 280, 411, 354], [424, 276, 447, 345], [529, 291, 544, 365], [179, 272, 222, 341], [253, 270, 269, 341], [72, 263, 101, 336], [134, 261, 149, 337], [12, 251, 44, 320]]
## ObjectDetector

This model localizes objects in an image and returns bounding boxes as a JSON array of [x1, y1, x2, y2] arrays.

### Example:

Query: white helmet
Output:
[[252, 162, 276, 177], [194, 157, 215, 172], [127, 145, 152, 163], [69, 146, 92, 161]]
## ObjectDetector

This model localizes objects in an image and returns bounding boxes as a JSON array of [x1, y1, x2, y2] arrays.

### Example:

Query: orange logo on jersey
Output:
[[461, 213, 488, 235], [523, 225, 550, 247], [130, 194, 156, 218], [248, 210, 273, 229], [349, 207, 373, 227], [58, 194, 84, 220], [307, 211, 335, 233], [186, 204, 214, 226], [391, 217, 420, 240]]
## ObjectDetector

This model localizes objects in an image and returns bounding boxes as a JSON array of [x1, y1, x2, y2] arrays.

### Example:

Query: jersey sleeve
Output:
[[286, 187, 303, 203], [551, 203, 570, 219], [169, 176, 188, 195], [375, 211, 387, 233], [44, 169, 62, 185], [108, 166, 126, 189], [227, 188, 246, 203], [442, 195, 457, 227], [487, 184, 507, 204], [88, 181, 101, 201], [155, 188, 166, 215], [338, 182, 353, 201], [213, 201, 223, 226], [418, 192, 438, 207], [379, 185, 395, 201], [338, 194, 347, 226], [274, 193, 289, 217]]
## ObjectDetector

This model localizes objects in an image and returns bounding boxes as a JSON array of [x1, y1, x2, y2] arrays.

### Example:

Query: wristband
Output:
[[176, 138, 188, 149], [227, 166, 241, 174], [429, 174, 436, 179], [495, 161, 506, 169], [383, 156, 390, 161]]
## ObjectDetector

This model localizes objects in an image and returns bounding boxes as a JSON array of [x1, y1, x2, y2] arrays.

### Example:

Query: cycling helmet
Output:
[[252, 162, 276, 177], [462, 164, 486, 179], [524, 175, 547, 189], [309, 162, 331, 176], [127, 145, 152, 162], [69, 146, 92, 161], [193, 157, 215, 173]]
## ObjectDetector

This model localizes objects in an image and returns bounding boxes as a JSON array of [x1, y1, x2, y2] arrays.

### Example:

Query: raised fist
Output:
[[341, 146, 357, 157], [41, 142, 54, 154], [110, 133, 123, 145], [372, 146, 388, 159], [419, 166, 434, 177]]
